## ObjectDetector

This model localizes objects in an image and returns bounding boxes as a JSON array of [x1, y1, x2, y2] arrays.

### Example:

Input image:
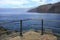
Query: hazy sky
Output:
[[0, 0, 60, 8]]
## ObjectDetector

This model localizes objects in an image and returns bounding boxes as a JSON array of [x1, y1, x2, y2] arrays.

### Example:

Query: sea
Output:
[[0, 9, 60, 34]]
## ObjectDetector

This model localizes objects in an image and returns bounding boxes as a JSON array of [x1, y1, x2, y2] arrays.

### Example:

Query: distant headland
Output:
[[28, 2, 60, 13]]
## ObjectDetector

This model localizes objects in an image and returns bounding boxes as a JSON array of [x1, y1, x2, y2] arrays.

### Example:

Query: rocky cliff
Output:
[[28, 2, 60, 13]]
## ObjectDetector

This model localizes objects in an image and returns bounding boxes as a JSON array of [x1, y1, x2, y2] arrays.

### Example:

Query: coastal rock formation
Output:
[[0, 26, 7, 31], [28, 2, 60, 13]]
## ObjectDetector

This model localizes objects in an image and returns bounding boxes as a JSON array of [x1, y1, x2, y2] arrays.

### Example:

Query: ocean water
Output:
[[0, 12, 60, 34]]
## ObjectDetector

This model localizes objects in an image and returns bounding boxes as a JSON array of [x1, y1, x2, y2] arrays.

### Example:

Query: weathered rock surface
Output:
[[28, 2, 60, 13]]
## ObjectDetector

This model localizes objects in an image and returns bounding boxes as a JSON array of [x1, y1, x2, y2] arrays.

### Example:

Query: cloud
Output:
[[0, 0, 29, 5], [0, 0, 60, 8], [0, 0, 31, 8]]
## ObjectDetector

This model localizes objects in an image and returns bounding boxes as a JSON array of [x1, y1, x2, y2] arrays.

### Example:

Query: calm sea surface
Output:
[[0, 12, 60, 34]]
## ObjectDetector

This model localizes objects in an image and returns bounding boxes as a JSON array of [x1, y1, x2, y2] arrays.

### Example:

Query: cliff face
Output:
[[48, 2, 60, 13], [28, 2, 60, 13]]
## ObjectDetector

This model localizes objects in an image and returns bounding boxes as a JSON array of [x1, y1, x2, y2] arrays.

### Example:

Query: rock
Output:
[[28, 2, 60, 13], [0, 26, 7, 31]]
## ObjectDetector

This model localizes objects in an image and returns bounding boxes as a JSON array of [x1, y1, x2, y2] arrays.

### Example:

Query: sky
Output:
[[0, 0, 60, 8]]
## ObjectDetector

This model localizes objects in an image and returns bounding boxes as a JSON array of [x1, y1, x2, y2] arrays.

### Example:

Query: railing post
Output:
[[41, 19, 44, 35], [20, 20, 23, 37]]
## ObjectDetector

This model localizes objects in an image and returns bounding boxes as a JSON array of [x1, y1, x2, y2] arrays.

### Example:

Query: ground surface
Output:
[[0, 30, 57, 40]]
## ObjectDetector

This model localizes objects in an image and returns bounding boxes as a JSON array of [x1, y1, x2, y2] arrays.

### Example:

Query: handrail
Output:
[[0, 30, 14, 35], [0, 19, 60, 24], [0, 19, 60, 36], [0, 19, 32, 24], [43, 26, 60, 29], [0, 19, 60, 30], [44, 20, 60, 22]]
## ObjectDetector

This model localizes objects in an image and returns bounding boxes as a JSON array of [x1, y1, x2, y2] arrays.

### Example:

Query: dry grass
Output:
[[5, 30, 57, 40]]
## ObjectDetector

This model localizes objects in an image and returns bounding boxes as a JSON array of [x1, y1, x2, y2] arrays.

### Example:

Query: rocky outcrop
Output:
[[48, 2, 60, 13], [28, 2, 60, 13], [0, 26, 18, 36], [0, 26, 7, 31]]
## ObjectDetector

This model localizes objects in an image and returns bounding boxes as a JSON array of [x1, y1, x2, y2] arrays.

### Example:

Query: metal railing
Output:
[[0, 19, 60, 37]]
